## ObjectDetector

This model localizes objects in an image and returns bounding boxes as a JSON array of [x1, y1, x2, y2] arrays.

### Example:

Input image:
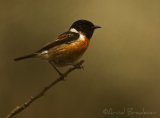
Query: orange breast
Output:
[[69, 37, 89, 53], [48, 37, 90, 66]]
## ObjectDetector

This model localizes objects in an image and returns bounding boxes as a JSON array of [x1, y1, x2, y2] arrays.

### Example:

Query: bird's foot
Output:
[[57, 72, 65, 80], [73, 60, 85, 70]]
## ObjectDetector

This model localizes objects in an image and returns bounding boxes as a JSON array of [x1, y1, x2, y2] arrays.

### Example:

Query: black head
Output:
[[70, 20, 101, 39]]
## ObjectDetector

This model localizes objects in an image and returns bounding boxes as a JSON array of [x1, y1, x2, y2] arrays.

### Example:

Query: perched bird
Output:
[[14, 19, 101, 76]]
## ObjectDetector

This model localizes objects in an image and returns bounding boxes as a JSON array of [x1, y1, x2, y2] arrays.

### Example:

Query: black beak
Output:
[[93, 25, 101, 29]]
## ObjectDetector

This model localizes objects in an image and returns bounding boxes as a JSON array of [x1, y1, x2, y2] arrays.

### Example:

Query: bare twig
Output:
[[6, 60, 84, 118]]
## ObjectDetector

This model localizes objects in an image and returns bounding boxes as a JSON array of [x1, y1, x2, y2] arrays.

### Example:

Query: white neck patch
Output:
[[79, 33, 85, 41], [70, 28, 79, 33], [70, 28, 85, 41]]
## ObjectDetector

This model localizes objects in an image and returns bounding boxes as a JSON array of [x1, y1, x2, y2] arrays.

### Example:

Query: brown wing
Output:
[[37, 31, 79, 52]]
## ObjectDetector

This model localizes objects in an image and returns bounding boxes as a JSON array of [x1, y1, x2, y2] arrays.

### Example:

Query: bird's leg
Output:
[[48, 61, 65, 79], [72, 60, 85, 70]]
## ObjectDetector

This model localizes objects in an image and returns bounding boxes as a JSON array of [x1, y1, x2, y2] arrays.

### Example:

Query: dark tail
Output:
[[14, 53, 37, 61]]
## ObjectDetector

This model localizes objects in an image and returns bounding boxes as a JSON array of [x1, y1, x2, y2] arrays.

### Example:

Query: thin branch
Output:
[[6, 60, 84, 118]]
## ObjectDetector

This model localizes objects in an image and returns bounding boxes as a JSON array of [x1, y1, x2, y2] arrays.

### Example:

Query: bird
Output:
[[14, 19, 101, 77]]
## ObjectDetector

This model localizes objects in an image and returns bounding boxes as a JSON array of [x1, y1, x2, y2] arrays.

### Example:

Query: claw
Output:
[[73, 60, 85, 70], [74, 64, 84, 70], [59, 73, 65, 80]]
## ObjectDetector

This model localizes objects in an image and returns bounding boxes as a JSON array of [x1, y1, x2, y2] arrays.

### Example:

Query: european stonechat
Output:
[[14, 19, 101, 76]]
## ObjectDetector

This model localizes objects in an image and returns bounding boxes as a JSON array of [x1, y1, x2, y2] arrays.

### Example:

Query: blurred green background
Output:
[[0, 0, 160, 118]]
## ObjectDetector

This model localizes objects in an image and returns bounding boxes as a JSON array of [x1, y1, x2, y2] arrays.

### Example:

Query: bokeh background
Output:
[[0, 0, 160, 118]]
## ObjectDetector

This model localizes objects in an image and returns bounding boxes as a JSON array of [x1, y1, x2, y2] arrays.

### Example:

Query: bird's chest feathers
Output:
[[49, 35, 89, 66], [53, 35, 89, 62], [68, 34, 89, 54]]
